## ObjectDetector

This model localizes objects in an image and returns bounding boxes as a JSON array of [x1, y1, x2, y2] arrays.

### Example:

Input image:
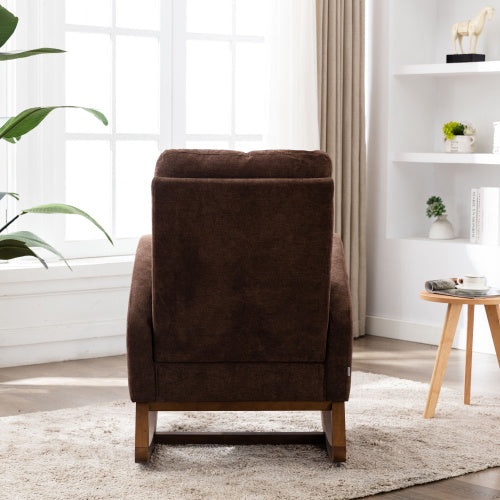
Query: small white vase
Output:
[[444, 135, 476, 153], [429, 215, 455, 240]]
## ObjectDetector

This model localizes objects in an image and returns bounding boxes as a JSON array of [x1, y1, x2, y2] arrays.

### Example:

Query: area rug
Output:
[[1, 371, 499, 499]]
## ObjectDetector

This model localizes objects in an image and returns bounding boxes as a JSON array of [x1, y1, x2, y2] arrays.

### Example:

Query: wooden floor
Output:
[[0, 335, 498, 499]]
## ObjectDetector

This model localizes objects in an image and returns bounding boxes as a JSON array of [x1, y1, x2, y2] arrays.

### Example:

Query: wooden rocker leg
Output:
[[484, 304, 500, 367], [321, 402, 346, 462], [135, 403, 157, 463], [424, 303, 462, 419]]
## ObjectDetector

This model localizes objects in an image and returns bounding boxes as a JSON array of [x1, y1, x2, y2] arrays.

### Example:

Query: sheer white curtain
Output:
[[264, 0, 320, 150]]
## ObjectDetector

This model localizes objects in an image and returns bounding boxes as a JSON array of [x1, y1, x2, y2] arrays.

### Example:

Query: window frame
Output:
[[11, 0, 266, 260], [173, 0, 265, 149]]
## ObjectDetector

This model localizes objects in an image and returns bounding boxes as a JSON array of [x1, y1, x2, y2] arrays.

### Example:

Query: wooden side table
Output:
[[420, 290, 500, 418]]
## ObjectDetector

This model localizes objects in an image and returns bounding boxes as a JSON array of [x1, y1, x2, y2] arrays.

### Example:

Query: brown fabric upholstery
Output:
[[127, 235, 155, 402], [127, 149, 353, 403], [325, 234, 353, 401], [152, 177, 333, 363], [155, 149, 332, 178], [156, 363, 325, 402]]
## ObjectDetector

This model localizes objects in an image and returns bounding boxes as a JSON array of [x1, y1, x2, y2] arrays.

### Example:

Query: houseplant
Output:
[[0, 4, 112, 268], [426, 196, 455, 239], [442, 121, 476, 153]]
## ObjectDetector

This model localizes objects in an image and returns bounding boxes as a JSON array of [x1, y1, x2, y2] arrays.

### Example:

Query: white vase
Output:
[[429, 215, 455, 240], [444, 135, 476, 153]]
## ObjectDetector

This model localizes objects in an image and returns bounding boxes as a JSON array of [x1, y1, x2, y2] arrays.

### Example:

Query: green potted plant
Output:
[[442, 121, 476, 153], [426, 196, 455, 240], [0, 4, 112, 268]]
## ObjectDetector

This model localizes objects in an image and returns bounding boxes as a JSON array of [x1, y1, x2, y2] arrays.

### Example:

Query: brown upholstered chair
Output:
[[127, 149, 353, 463]]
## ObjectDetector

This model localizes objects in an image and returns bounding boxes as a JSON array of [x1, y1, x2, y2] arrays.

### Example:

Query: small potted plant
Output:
[[443, 121, 476, 153], [426, 196, 455, 239]]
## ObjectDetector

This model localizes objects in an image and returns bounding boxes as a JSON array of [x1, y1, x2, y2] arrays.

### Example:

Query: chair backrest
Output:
[[151, 150, 333, 363]]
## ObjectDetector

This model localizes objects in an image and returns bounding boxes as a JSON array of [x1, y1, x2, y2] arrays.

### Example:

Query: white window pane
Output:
[[235, 0, 267, 36], [116, 36, 160, 133], [65, 0, 112, 27], [187, 41, 231, 134], [235, 42, 265, 134], [116, 0, 160, 30], [116, 141, 158, 238], [186, 141, 230, 149], [235, 141, 264, 152], [65, 141, 112, 241], [187, 0, 232, 35], [65, 33, 112, 133]]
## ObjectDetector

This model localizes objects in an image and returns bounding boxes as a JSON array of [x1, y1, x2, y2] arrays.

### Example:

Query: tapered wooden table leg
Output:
[[424, 303, 462, 418], [464, 305, 474, 405], [484, 304, 500, 368]]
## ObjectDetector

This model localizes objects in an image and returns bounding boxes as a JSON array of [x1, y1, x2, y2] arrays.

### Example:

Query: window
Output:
[[11, 0, 269, 259], [179, 0, 267, 151]]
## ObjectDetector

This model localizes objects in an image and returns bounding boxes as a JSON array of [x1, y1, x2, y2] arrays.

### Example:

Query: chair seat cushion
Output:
[[155, 149, 332, 179]]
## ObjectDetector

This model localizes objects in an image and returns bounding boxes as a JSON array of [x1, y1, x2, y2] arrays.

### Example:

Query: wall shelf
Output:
[[392, 153, 500, 165], [398, 236, 470, 245], [396, 236, 500, 247], [394, 61, 500, 77]]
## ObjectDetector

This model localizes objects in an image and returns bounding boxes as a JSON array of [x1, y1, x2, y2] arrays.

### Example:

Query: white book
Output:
[[477, 189, 482, 244], [470, 188, 478, 243], [478, 187, 500, 245]]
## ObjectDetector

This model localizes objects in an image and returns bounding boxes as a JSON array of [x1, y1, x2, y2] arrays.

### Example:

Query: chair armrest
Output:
[[127, 235, 156, 402], [325, 234, 353, 401]]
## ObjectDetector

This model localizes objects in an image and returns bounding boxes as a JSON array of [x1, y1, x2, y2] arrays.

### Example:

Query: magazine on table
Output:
[[425, 278, 500, 298]]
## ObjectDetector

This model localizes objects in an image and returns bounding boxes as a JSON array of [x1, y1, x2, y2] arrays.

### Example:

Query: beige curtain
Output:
[[316, 0, 366, 338]]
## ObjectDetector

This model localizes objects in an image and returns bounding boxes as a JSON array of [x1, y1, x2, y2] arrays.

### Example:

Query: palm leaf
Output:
[[0, 239, 47, 268], [0, 191, 19, 201], [0, 231, 70, 269], [0, 106, 108, 143], [21, 204, 113, 244], [0, 5, 18, 48], [0, 48, 65, 61]]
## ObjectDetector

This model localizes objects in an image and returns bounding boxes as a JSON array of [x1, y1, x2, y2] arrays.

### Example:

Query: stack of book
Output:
[[470, 187, 500, 244]]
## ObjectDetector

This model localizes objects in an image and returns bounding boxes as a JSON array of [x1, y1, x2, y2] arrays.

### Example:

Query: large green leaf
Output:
[[0, 48, 65, 61], [0, 191, 19, 201], [21, 204, 113, 245], [0, 5, 18, 48], [0, 106, 108, 143], [0, 238, 47, 268], [0, 231, 70, 268]]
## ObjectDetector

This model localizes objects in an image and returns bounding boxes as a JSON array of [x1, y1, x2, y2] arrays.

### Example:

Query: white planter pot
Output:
[[429, 215, 455, 240], [444, 135, 476, 153]]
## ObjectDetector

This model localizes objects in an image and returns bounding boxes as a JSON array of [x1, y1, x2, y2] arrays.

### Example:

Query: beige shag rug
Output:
[[1, 371, 499, 499]]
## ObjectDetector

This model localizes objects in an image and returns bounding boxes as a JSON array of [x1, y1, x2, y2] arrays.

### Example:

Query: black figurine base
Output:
[[446, 53, 485, 63]]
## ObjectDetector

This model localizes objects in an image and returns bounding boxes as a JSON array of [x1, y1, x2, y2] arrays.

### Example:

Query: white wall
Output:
[[365, 0, 499, 354], [0, 257, 133, 367]]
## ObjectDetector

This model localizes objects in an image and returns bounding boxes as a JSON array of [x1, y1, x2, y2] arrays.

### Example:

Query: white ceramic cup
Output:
[[460, 274, 486, 289]]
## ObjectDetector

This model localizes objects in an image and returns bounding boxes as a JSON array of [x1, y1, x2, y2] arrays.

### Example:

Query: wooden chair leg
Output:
[[464, 304, 474, 405], [321, 402, 346, 462], [424, 303, 462, 418], [484, 304, 500, 368], [135, 403, 157, 463]]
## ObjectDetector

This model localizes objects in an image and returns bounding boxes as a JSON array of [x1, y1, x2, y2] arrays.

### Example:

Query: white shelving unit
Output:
[[392, 153, 500, 165], [394, 61, 500, 77], [401, 236, 470, 245], [388, 0, 500, 242]]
